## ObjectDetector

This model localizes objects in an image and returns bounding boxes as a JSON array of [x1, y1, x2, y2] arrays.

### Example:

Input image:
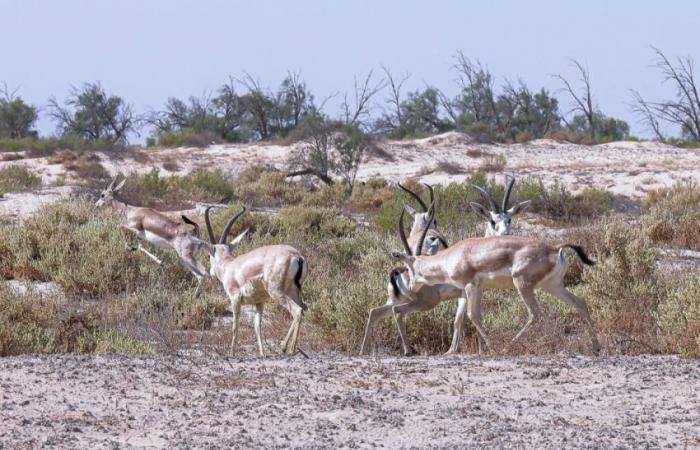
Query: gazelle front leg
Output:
[[120, 225, 163, 264], [465, 284, 492, 353], [229, 293, 242, 354], [253, 303, 265, 356], [446, 296, 468, 354]]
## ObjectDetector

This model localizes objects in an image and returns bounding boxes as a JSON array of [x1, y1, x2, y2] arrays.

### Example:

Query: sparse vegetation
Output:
[[0, 155, 697, 359], [0, 164, 41, 196]]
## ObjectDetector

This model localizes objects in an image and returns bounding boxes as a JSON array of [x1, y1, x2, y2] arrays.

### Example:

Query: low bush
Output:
[[119, 168, 234, 209], [642, 181, 700, 250], [232, 166, 305, 207], [0, 164, 41, 196], [157, 129, 220, 148]]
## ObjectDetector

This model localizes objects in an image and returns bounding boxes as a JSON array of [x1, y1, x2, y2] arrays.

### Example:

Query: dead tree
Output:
[[632, 47, 700, 141], [381, 66, 410, 132], [554, 60, 595, 139], [341, 70, 386, 127]]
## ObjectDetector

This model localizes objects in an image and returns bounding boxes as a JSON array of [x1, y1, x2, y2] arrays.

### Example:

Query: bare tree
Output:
[[380, 66, 410, 132], [554, 60, 595, 139], [631, 90, 665, 141], [632, 47, 700, 141], [341, 70, 386, 127]]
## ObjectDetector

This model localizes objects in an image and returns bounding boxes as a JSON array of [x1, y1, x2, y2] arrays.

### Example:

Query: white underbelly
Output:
[[474, 267, 514, 289], [141, 230, 172, 249]]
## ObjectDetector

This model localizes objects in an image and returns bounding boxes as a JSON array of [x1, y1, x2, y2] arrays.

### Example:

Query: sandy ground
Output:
[[0, 353, 698, 449]]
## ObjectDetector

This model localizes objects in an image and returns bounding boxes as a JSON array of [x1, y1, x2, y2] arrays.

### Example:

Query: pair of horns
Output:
[[398, 183, 434, 212], [204, 206, 246, 245], [470, 176, 516, 213], [398, 202, 435, 257]]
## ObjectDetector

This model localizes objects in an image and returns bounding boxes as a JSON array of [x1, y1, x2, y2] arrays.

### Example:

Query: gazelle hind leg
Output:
[[394, 313, 411, 355], [390, 302, 434, 356], [253, 304, 265, 356], [542, 283, 601, 353], [360, 303, 398, 355], [272, 289, 304, 354], [512, 278, 541, 343], [465, 285, 492, 353]]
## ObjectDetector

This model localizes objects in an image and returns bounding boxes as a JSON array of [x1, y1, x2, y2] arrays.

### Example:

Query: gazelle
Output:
[[398, 183, 449, 253], [360, 184, 449, 356], [95, 176, 209, 297], [200, 207, 307, 356], [469, 177, 530, 236], [361, 179, 529, 356], [391, 207, 601, 354]]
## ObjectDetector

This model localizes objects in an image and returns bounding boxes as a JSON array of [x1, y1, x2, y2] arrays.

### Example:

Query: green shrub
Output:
[[0, 199, 191, 295], [656, 274, 700, 358], [232, 166, 305, 206], [119, 168, 234, 209], [642, 181, 700, 250], [0, 164, 41, 195]]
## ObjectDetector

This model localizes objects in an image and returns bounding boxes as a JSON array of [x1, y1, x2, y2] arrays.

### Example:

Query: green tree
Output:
[[48, 82, 138, 143], [0, 85, 38, 138]]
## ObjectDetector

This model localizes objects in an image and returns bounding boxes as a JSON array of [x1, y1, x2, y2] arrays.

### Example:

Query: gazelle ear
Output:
[[229, 228, 250, 247], [113, 179, 127, 192], [469, 202, 491, 219], [403, 204, 417, 217], [507, 200, 531, 215]]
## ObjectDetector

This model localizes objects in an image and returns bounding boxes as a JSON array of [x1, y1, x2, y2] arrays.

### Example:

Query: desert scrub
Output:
[[515, 178, 612, 222], [578, 217, 662, 353], [656, 273, 700, 358], [0, 199, 192, 296], [642, 181, 700, 250], [48, 150, 109, 181], [232, 166, 306, 207], [0, 164, 41, 196], [119, 168, 234, 209], [347, 177, 395, 212]]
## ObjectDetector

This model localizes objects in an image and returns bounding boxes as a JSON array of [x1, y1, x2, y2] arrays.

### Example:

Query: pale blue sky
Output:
[[1, 0, 698, 139]]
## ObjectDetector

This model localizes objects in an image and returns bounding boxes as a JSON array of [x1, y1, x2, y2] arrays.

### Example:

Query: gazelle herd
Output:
[[97, 174, 600, 357]]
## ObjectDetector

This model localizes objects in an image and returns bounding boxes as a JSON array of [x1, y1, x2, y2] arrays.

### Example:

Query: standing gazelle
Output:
[[200, 207, 307, 356], [361, 179, 529, 356], [469, 177, 530, 236], [391, 207, 602, 354], [96, 176, 209, 297], [360, 184, 449, 356]]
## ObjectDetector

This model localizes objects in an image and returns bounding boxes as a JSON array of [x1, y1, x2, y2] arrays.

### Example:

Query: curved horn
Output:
[[219, 207, 246, 244], [415, 203, 435, 256], [470, 184, 500, 213], [398, 182, 427, 212], [204, 206, 217, 244], [423, 183, 434, 208], [398, 209, 412, 256], [502, 177, 516, 212]]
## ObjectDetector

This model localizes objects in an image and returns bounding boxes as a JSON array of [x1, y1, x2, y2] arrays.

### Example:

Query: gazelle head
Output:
[[95, 176, 127, 207], [202, 206, 250, 276], [392, 205, 437, 290], [399, 182, 438, 234], [469, 177, 530, 236]]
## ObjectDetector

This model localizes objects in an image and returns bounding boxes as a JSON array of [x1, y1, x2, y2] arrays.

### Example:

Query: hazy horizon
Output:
[[1, 0, 698, 140]]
